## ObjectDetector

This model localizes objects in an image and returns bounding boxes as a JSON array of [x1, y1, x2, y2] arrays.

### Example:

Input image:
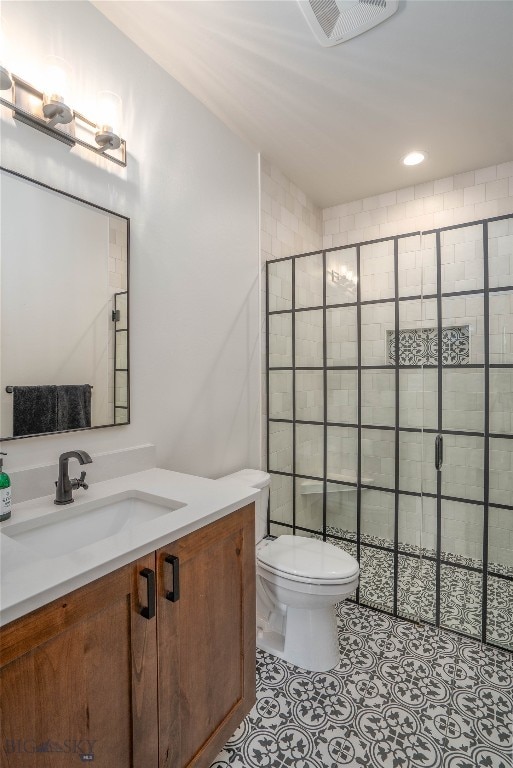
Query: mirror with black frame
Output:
[[0, 167, 130, 440]]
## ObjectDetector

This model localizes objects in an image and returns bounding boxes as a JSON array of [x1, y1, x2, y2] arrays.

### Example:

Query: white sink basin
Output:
[[3, 491, 186, 558]]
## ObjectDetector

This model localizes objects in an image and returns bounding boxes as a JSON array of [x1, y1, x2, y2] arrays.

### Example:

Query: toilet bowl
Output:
[[256, 536, 359, 672], [216, 470, 359, 672]]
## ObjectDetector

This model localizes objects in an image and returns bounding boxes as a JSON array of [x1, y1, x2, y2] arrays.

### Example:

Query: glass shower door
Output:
[[487, 216, 513, 650], [435, 224, 486, 640], [396, 232, 436, 626], [266, 212, 513, 649]]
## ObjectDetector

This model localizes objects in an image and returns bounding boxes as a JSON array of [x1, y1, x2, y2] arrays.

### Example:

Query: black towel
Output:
[[56, 385, 92, 431], [12, 385, 58, 437]]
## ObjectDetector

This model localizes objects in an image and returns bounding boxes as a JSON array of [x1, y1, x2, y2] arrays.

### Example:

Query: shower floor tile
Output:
[[211, 602, 512, 768], [325, 526, 513, 650]]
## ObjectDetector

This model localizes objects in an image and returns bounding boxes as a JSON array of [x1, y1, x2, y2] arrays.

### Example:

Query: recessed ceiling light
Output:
[[402, 150, 427, 166]]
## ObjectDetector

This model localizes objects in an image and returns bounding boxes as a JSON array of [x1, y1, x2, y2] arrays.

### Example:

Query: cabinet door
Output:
[[157, 504, 256, 768], [0, 555, 159, 768]]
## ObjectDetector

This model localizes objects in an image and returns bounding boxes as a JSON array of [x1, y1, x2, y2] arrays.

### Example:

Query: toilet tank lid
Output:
[[258, 535, 359, 581], [217, 468, 271, 490]]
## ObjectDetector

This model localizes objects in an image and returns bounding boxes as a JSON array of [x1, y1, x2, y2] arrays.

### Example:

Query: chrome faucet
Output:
[[54, 450, 93, 505]]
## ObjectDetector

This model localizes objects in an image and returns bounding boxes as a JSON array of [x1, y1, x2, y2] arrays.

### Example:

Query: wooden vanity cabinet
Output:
[[0, 552, 159, 768], [157, 504, 256, 768], [0, 503, 256, 768]]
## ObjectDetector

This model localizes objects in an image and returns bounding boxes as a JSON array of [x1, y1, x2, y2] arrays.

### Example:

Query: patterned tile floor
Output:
[[212, 602, 513, 768], [324, 528, 513, 650]]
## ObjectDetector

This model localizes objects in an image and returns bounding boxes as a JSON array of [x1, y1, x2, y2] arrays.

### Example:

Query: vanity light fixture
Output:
[[402, 150, 427, 166], [0, 54, 126, 166]]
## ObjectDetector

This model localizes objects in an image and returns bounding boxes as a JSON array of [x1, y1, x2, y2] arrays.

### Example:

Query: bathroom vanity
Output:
[[0, 469, 258, 768]]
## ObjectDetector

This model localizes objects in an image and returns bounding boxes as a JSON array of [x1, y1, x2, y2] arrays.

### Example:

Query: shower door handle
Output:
[[435, 435, 444, 471]]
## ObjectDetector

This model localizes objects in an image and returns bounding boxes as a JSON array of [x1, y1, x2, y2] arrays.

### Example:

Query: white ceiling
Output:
[[94, 0, 513, 208]]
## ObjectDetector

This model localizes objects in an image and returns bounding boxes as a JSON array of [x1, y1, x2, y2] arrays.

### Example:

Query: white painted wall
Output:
[[1, 173, 111, 433], [0, 1, 260, 483]]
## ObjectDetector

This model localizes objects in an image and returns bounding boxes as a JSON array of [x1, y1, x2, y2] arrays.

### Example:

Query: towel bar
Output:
[[5, 385, 93, 393]]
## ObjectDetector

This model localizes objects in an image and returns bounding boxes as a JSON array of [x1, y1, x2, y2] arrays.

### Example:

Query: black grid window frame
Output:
[[266, 213, 513, 650]]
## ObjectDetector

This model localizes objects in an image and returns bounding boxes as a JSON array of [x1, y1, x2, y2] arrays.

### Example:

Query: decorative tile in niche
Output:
[[387, 325, 470, 366]]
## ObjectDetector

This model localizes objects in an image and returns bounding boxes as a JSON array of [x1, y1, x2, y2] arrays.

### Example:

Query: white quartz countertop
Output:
[[0, 468, 259, 626]]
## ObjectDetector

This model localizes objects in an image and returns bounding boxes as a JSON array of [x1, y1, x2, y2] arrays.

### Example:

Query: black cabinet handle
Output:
[[435, 435, 444, 471], [140, 568, 155, 619], [165, 555, 180, 602]]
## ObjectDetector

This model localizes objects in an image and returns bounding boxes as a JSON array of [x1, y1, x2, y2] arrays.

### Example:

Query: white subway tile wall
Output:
[[326, 483, 357, 532], [268, 371, 293, 420], [296, 422, 323, 477], [360, 240, 395, 301], [322, 161, 513, 249], [295, 483, 323, 531], [261, 158, 323, 474], [295, 252, 323, 308], [361, 428, 395, 489], [490, 292, 513, 364], [442, 368, 484, 432], [361, 488, 395, 540], [268, 421, 293, 474], [326, 426, 358, 482], [269, 473, 293, 527], [295, 309, 323, 367], [267, 259, 292, 312], [361, 370, 395, 427], [490, 369, 513, 434], [440, 224, 484, 293], [489, 506, 513, 570], [489, 438, 513, 508], [295, 371, 323, 422], [261, 159, 323, 262], [398, 233, 437, 297], [398, 495, 433, 551], [488, 217, 513, 288], [441, 434, 484, 502], [361, 302, 395, 366], [399, 369, 437, 430], [266, 160, 513, 618], [327, 371, 357, 424], [326, 306, 358, 365], [269, 314, 292, 367], [326, 248, 357, 305]]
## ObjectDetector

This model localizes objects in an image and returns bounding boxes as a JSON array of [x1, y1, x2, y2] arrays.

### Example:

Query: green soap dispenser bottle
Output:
[[0, 452, 12, 521]]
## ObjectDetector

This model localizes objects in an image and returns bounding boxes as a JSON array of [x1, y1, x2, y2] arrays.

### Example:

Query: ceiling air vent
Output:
[[299, 0, 399, 46]]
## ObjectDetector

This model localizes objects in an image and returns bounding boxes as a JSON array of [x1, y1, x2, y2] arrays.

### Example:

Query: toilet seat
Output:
[[257, 535, 359, 585]]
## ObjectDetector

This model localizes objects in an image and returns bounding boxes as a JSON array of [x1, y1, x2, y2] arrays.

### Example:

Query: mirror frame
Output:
[[0, 165, 130, 440]]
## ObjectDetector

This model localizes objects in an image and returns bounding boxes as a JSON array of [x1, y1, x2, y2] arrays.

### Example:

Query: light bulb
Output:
[[95, 90, 122, 151], [42, 55, 73, 126], [97, 91, 122, 135], [0, 18, 12, 91], [402, 150, 427, 167], [43, 55, 70, 102]]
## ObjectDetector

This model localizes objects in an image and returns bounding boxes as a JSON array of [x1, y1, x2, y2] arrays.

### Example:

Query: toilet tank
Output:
[[216, 469, 270, 543]]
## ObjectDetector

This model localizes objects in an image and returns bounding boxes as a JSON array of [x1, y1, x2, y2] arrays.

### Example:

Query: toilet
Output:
[[217, 469, 360, 673], [216, 467, 271, 543]]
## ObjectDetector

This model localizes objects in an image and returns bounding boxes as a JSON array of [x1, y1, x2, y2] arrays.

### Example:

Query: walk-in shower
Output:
[[266, 213, 513, 650]]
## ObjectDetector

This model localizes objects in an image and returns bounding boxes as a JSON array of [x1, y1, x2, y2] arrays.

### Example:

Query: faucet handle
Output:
[[70, 471, 89, 492]]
